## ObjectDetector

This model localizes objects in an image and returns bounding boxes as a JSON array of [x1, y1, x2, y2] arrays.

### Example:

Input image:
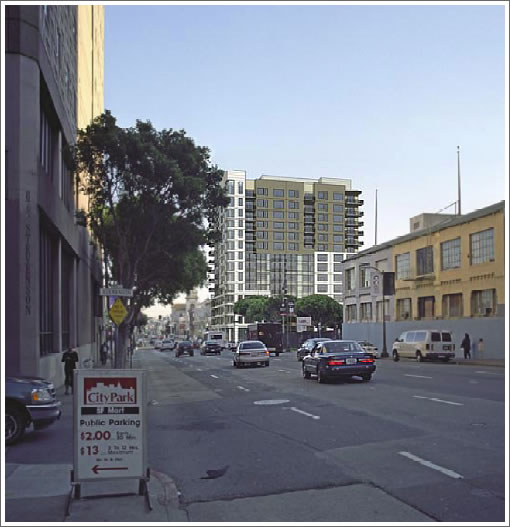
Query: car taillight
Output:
[[265, 351, 269, 355], [359, 358, 374, 363], [328, 360, 345, 365]]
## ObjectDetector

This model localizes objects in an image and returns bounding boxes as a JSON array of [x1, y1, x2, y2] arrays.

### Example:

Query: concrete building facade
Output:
[[209, 171, 364, 342], [5, 5, 105, 385], [341, 201, 505, 359]]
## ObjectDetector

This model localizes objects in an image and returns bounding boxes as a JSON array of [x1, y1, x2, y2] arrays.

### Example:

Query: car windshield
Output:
[[322, 341, 363, 353], [241, 342, 265, 350], [180, 341, 191, 346]]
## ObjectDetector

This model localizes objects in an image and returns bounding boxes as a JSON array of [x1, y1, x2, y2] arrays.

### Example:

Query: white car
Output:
[[233, 341, 270, 368], [357, 341, 380, 358], [160, 339, 174, 351]]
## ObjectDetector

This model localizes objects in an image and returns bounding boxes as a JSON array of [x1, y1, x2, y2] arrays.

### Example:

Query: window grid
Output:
[[441, 238, 461, 270], [470, 228, 494, 265]]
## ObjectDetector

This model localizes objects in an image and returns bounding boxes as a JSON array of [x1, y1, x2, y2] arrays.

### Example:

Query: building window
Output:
[[318, 224, 328, 231], [359, 267, 370, 288], [257, 187, 268, 195], [318, 234, 328, 242], [274, 232, 284, 240], [416, 246, 434, 275], [238, 197, 243, 206], [442, 293, 463, 318], [396, 298, 412, 320], [288, 243, 298, 251], [257, 210, 268, 218], [257, 242, 268, 249], [418, 296, 435, 318], [333, 204, 343, 213], [333, 235, 343, 243], [317, 254, 328, 262], [289, 189, 299, 198], [317, 284, 328, 293], [238, 208, 243, 217], [317, 263, 328, 272], [61, 156, 73, 211], [333, 215, 343, 224], [317, 244, 328, 251], [273, 222, 284, 229], [238, 181, 244, 194], [273, 242, 284, 250], [318, 203, 328, 212], [333, 285, 342, 293], [470, 228, 494, 265], [395, 253, 411, 280], [227, 241, 235, 250], [317, 274, 328, 281], [333, 263, 341, 272], [227, 252, 235, 260], [227, 180, 234, 194], [288, 211, 299, 219], [257, 231, 268, 239], [273, 211, 284, 219], [333, 274, 342, 282], [333, 224, 343, 232], [257, 199, 268, 208], [317, 191, 328, 200], [471, 289, 496, 316], [40, 223, 56, 355], [345, 304, 357, 322], [333, 192, 343, 201], [288, 232, 298, 241], [334, 254, 343, 262], [441, 238, 461, 270], [318, 214, 328, 222], [273, 200, 284, 209], [227, 272, 235, 281], [238, 272, 243, 281], [273, 189, 284, 197], [238, 240, 243, 249], [345, 268, 355, 291], [238, 230, 243, 238], [288, 201, 299, 209], [40, 109, 55, 178], [360, 302, 372, 321], [61, 249, 73, 350], [226, 209, 234, 217]]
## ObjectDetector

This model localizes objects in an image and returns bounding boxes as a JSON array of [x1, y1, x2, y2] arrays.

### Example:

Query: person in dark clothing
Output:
[[461, 333, 471, 359], [62, 347, 79, 394]]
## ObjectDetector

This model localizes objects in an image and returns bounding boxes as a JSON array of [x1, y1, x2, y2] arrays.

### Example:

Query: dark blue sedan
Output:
[[302, 340, 376, 383]]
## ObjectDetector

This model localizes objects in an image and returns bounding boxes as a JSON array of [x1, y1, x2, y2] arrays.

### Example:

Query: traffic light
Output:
[[383, 272, 395, 296]]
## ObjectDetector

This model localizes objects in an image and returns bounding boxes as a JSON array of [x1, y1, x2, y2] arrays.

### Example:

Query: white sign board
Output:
[[73, 369, 146, 482], [100, 287, 133, 297], [296, 316, 311, 333]]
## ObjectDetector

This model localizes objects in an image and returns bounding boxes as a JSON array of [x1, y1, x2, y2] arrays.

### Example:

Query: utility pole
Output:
[[375, 188, 378, 246]]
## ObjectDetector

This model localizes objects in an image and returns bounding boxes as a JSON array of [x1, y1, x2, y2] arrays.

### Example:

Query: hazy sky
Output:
[[104, 2, 507, 315]]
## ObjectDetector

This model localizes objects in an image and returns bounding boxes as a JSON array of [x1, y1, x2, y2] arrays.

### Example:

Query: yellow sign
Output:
[[109, 297, 128, 326]]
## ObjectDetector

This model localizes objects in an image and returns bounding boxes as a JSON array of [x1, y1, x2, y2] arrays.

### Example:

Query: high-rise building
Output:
[[5, 6, 104, 385], [209, 171, 364, 341]]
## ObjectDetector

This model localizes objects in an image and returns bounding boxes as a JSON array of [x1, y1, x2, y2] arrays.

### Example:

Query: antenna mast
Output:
[[375, 188, 378, 245], [457, 146, 461, 215]]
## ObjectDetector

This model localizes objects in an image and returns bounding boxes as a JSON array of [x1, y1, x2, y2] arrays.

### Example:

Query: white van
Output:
[[203, 331, 227, 350], [392, 330, 455, 362]]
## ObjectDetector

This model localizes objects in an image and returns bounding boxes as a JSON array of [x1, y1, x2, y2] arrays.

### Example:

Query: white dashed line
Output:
[[284, 406, 320, 420], [196, 368, 203, 371], [237, 386, 250, 392], [399, 451, 464, 479], [405, 374, 432, 379], [413, 395, 463, 406], [210, 375, 219, 379]]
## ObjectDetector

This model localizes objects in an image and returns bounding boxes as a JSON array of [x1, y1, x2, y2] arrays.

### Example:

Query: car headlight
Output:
[[31, 388, 53, 403]]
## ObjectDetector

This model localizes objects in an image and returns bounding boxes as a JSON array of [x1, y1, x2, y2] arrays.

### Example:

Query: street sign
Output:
[[100, 287, 133, 297], [73, 369, 147, 483], [296, 316, 311, 333], [109, 297, 128, 326], [371, 273, 381, 296], [288, 301, 295, 313]]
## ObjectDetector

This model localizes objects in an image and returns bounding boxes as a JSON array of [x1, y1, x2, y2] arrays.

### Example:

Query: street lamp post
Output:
[[360, 264, 389, 358]]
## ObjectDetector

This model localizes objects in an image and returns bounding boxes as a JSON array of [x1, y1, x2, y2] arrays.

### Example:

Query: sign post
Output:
[[69, 369, 151, 512]]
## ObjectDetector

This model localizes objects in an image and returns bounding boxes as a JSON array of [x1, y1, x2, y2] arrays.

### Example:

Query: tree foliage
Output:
[[295, 295, 343, 327], [72, 111, 228, 367], [233, 295, 297, 323]]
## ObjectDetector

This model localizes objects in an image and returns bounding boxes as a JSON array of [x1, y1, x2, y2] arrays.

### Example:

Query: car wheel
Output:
[[362, 373, 372, 382], [5, 404, 26, 445], [302, 366, 311, 379], [416, 351, 423, 362], [317, 367, 326, 384], [392, 350, 400, 362]]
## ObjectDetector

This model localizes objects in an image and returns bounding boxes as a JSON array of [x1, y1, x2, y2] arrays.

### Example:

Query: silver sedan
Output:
[[233, 340, 270, 368]]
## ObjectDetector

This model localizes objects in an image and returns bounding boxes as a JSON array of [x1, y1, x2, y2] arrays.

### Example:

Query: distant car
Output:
[[5, 375, 62, 445], [296, 338, 332, 361], [357, 341, 380, 358], [176, 340, 194, 357], [160, 339, 174, 351], [392, 330, 455, 362], [201, 340, 222, 355], [154, 339, 163, 350], [233, 340, 270, 368], [302, 340, 376, 383]]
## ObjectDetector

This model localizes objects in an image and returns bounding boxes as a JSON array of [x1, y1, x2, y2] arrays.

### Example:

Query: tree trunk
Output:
[[115, 322, 130, 368]]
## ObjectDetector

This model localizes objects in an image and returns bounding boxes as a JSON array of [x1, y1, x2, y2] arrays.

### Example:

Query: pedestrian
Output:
[[478, 338, 484, 355], [61, 347, 79, 394], [100, 341, 108, 366], [461, 333, 471, 359]]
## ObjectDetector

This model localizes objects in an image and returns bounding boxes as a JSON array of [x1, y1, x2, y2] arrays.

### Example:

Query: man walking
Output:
[[461, 333, 471, 359], [62, 347, 79, 394]]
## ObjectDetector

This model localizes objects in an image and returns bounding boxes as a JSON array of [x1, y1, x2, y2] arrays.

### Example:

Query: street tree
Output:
[[295, 294, 343, 327], [72, 111, 228, 367]]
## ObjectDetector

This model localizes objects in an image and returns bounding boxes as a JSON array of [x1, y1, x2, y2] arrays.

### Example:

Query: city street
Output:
[[5, 347, 505, 523]]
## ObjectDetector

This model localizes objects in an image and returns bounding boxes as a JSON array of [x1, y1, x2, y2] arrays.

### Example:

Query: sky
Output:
[[103, 2, 508, 317]]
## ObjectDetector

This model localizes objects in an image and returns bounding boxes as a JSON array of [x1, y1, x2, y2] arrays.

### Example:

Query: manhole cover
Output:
[[253, 399, 290, 406]]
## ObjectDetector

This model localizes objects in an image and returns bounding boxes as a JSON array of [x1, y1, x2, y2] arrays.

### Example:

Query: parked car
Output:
[[392, 330, 455, 362], [201, 340, 222, 355], [154, 339, 163, 350], [175, 340, 194, 357], [5, 375, 62, 445], [296, 338, 332, 361], [160, 339, 174, 351], [233, 340, 270, 368], [302, 340, 376, 383], [357, 340, 380, 358]]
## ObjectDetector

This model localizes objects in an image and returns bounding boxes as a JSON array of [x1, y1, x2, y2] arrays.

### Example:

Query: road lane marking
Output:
[[399, 451, 464, 479], [405, 374, 432, 379], [196, 368, 203, 371], [475, 371, 503, 376], [413, 395, 463, 406], [210, 375, 219, 379], [254, 399, 290, 405], [237, 386, 250, 392], [284, 406, 320, 420]]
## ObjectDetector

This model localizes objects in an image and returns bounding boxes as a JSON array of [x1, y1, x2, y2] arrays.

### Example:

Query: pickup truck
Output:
[[5, 375, 62, 445]]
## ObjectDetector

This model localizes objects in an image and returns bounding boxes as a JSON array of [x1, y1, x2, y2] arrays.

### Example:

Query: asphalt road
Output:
[[140, 348, 506, 522]]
